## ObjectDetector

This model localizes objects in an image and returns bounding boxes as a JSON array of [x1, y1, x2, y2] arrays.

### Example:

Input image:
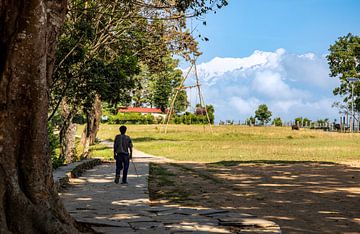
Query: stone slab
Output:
[[174, 208, 202, 215], [129, 221, 164, 230], [76, 217, 130, 227], [136, 228, 171, 234], [153, 213, 189, 223], [156, 209, 184, 216], [219, 218, 278, 228], [118, 216, 156, 223], [92, 227, 136, 234], [145, 206, 178, 213], [198, 209, 229, 216], [206, 212, 256, 219]]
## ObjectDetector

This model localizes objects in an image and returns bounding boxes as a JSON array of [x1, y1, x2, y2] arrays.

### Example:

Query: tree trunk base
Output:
[[0, 0, 82, 232], [0, 177, 80, 233]]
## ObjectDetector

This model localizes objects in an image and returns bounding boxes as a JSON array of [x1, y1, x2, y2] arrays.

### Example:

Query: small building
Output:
[[118, 107, 166, 118]]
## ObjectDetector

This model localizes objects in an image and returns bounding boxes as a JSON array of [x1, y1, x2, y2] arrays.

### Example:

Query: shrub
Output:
[[73, 113, 86, 124], [48, 122, 64, 169], [107, 112, 157, 124], [105, 111, 212, 125], [272, 117, 282, 126]]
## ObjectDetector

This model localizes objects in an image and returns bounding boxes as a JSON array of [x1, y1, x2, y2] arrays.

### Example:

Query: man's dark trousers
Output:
[[115, 153, 130, 183]]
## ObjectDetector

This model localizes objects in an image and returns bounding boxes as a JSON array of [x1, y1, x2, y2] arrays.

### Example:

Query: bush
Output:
[[105, 112, 212, 125], [272, 117, 282, 126], [107, 112, 157, 124], [170, 113, 210, 125], [73, 113, 86, 124], [48, 122, 64, 169]]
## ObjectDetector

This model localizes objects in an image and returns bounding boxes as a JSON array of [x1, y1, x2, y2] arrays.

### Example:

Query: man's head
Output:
[[119, 125, 127, 134]]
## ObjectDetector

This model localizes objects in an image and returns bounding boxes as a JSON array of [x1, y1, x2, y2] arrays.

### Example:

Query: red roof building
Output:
[[118, 107, 163, 114]]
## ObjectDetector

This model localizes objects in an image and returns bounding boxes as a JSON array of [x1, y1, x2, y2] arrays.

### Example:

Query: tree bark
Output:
[[81, 95, 102, 157], [65, 124, 77, 163], [81, 110, 94, 158], [81, 113, 92, 158], [59, 99, 77, 164], [90, 95, 102, 145], [0, 0, 79, 233]]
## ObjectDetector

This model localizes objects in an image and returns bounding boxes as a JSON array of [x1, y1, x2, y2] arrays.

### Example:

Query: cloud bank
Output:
[[183, 49, 341, 123]]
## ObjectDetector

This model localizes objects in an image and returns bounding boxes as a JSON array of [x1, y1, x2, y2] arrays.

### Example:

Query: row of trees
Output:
[[0, 0, 228, 232], [243, 104, 331, 127], [49, 0, 227, 166], [102, 104, 215, 125], [50, 0, 194, 164]]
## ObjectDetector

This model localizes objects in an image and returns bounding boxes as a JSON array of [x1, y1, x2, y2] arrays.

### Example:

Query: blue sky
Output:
[[183, 0, 360, 122], [195, 0, 360, 62]]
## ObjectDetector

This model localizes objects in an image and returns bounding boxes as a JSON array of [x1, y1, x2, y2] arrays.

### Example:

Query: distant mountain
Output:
[[183, 49, 340, 122]]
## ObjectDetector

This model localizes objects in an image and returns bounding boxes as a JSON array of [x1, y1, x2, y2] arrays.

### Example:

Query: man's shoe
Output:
[[121, 181, 128, 185], [114, 176, 120, 184]]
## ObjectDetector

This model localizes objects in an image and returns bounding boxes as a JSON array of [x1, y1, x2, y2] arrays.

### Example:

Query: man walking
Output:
[[114, 125, 133, 184]]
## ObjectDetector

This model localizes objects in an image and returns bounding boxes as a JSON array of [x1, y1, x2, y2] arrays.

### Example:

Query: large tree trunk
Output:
[[59, 99, 77, 164], [81, 113, 92, 158], [0, 0, 79, 233], [64, 124, 77, 163], [81, 110, 94, 158], [81, 95, 102, 157], [90, 95, 102, 145]]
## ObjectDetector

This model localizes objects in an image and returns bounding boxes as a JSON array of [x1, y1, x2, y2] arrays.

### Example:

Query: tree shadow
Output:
[[132, 137, 178, 142], [90, 146, 111, 151], [208, 160, 337, 167], [60, 162, 244, 233], [151, 161, 360, 234], [103, 138, 114, 142]]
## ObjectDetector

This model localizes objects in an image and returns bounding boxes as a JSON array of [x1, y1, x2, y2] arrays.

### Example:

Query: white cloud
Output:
[[183, 49, 341, 122], [251, 70, 308, 100], [192, 48, 285, 82], [299, 53, 315, 60], [229, 97, 260, 116]]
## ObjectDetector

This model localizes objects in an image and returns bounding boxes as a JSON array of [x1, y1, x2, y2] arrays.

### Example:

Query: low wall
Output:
[[53, 158, 102, 191]]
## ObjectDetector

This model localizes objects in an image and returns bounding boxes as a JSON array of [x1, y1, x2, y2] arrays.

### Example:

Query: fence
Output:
[[218, 117, 360, 133]]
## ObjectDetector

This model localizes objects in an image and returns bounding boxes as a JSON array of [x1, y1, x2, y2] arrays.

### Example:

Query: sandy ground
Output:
[[149, 160, 360, 234]]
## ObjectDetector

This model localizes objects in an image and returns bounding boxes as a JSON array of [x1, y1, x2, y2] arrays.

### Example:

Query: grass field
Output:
[[92, 124, 360, 163]]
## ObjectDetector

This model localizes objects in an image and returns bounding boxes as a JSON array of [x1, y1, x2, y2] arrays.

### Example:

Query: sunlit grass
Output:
[[92, 124, 360, 163], [89, 144, 114, 161], [73, 126, 114, 160]]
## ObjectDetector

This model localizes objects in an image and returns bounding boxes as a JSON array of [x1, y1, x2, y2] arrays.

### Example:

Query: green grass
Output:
[[74, 126, 114, 160], [89, 144, 114, 160], [93, 124, 360, 163]]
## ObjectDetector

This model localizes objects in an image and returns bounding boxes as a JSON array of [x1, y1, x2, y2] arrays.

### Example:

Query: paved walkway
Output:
[[60, 144, 281, 234]]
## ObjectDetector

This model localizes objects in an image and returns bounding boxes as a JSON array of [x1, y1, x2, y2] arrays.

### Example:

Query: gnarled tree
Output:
[[0, 0, 78, 232]]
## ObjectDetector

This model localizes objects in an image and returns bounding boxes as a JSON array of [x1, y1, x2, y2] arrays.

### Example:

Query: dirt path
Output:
[[149, 161, 360, 234]]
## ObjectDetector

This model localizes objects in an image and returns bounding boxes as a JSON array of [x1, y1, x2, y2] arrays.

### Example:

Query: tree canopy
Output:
[[48, 0, 227, 159], [327, 33, 360, 111], [255, 104, 272, 125]]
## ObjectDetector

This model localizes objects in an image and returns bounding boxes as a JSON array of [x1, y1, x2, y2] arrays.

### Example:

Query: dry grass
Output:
[[94, 124, 360, 164]]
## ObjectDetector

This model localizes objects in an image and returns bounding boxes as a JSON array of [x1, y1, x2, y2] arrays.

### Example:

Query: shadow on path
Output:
[[151, 160, 360, 234], [60, 149, 280, 233]]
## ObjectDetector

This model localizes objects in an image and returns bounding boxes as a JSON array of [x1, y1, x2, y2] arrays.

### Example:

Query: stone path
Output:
[[60, 144, 281, 234]]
